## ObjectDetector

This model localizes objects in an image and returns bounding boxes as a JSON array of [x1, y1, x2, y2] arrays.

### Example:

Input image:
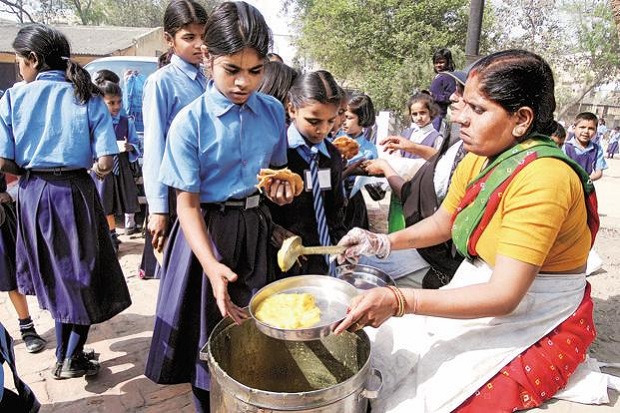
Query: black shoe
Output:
[[125, 226, 139, 235], [21, 329, 46, 353], [57, 356, 100, 379], [51, 361, 63, 380]]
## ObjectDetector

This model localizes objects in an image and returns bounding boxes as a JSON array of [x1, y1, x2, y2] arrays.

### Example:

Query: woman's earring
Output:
[[513, 126, 525, 137]]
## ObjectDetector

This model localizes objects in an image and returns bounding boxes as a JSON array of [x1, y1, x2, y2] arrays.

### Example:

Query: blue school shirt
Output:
[[159, 80, 287, 203], [0, 70, 117, 169], [562, 138, 607, 173], [288, 124, 331, 162], [142, 54, 207, 213], [112, 114, 141, 162], [347, 128, 378, 164]]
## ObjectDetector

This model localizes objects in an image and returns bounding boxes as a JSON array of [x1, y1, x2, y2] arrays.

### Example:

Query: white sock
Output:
[[125, 213, 136, 229]]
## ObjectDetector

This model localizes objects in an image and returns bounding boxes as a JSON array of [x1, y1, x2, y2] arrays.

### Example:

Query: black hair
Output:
[[575, 112, 598, 125], [204, 1, 272, 59], [432, 48, 455, 72], [407, 92, 440, 119], [287, 70, 343, 109], [12, 24, 100, 103], [159, 0, 208, 67], [98, 80, 122, 97], [469, 49, 556, 136], [551, 121, 566, 140], [93, 69, 120, 85], [347, 94, 375, 128], [258, 61, 298, 106]]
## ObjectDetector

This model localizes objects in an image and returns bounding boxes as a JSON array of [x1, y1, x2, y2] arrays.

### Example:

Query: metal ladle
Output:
[[277, 236, 347, 272]]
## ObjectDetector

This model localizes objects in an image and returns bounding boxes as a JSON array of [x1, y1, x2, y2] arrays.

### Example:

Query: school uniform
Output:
[[429, 72, 456, 132], [0, 173, 17, 293], [562, 138, 608, 175], [91, 114, 141, 216], [269, 125, 347, 276], [140, 54, 207, 279], [344, 128, 378, 230], [400, 123, 443, 159], [0, 70, 131, 325], [145, 82, 287, 391]]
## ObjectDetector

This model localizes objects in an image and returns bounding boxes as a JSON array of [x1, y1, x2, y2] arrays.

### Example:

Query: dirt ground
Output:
[[1, 158, 619, 412]]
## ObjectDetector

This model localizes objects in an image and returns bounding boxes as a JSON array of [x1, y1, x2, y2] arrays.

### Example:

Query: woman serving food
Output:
[[334, 49, 599, 412]]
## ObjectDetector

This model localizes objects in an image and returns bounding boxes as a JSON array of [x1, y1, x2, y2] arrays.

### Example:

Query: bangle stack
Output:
[[387, 286, 406, 317]]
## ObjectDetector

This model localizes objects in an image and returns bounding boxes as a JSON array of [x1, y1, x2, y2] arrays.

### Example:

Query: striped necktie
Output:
[[112, 122, 121, 176], [309, 149, 332, 269]]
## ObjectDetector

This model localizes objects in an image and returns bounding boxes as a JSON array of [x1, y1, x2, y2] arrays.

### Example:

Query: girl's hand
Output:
[[380, 136, 414, 154], [266, 180, 294, 206], [205, 262, 249, 325], [342, 158, 365, 179], [148, 213, 169, 251], [122, 138, 133, 152], [362, 159, 388, 176], [333, 287, 399, 334]]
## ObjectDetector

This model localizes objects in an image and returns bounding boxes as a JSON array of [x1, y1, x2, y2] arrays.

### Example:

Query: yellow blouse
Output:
[[442, 151, 591, 272]]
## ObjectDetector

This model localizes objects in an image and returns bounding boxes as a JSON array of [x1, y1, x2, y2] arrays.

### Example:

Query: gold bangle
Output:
[[387, 286, 405, 317]]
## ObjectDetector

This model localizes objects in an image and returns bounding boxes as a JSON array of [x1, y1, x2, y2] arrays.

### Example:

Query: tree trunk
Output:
[[612, 0, 620, 38]]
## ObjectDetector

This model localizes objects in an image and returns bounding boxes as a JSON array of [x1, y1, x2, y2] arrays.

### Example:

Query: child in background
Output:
[[93, 69, 140, 235], [140, 0, 208, 279], [145, 2, 292, 410], [607, 126, 619, 159], [0, 24, 130, 379], [92, 81, 141, 252], [429, 48, 456, 133], [269, 71, 348, 276], [563, 112, 608, 181], [342, 94, 378, 230], [0, 172, 46, 354], [550, 121, 567, 147], [381, 93, 443, 160], [257, 60, 299, 124], [328, 86, 348, 140]]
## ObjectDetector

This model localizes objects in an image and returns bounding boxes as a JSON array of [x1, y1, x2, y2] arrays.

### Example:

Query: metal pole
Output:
[[465, 0, 485, 65]]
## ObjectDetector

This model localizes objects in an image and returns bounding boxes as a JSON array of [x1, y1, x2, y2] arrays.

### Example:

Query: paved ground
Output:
[[1, 158, 619, 412]]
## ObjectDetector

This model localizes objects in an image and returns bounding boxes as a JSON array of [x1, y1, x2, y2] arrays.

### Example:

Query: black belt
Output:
[[203, 194, 262, 212], [28, 167, 85, 176]]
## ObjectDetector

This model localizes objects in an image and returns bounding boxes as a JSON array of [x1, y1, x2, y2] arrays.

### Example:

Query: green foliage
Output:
[[99, 0, 221, 28], [287, 0, 469, 112], [484, 0, 620, 121]]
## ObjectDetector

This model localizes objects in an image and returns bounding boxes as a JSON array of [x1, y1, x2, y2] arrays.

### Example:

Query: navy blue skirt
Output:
[[145, 202, 273, 390], [0, 202, 17, 292], [15, 170, 132, 324], [91, 153, 140, 216]]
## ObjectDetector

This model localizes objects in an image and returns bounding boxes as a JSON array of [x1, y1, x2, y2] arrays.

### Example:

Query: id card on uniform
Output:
[[304, 169, 332, 191]]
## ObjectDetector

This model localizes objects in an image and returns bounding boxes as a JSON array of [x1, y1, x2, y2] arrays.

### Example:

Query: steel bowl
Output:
[[335, 264, 396, 290], [249, 275, 358, 341]]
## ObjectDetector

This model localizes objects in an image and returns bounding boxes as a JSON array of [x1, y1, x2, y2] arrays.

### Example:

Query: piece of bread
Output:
[[332, 136, 360, 160], [256, 168, 304, 196]]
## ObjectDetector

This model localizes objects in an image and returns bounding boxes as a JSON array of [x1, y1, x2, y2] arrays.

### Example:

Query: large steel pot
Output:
[[201, 317, 381, 412]]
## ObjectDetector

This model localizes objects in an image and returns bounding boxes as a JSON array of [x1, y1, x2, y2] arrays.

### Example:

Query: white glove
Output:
[[337, 227, 391, 264]]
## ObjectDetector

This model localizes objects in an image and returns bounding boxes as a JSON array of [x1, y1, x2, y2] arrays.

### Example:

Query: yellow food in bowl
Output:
[[255, 293, 321, 329]]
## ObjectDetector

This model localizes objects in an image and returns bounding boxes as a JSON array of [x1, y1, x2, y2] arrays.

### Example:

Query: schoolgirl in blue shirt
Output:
[[91, 81, 141, 251], [141, 0, 208, 278], [145, 2, 293, 411], [0, 24, 131, 379], [269, 71, 348, 277], [342, 94, 378, 229]]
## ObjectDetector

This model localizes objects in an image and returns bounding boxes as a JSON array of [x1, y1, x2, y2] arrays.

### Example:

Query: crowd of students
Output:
[[0, 0, 614, 412]]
